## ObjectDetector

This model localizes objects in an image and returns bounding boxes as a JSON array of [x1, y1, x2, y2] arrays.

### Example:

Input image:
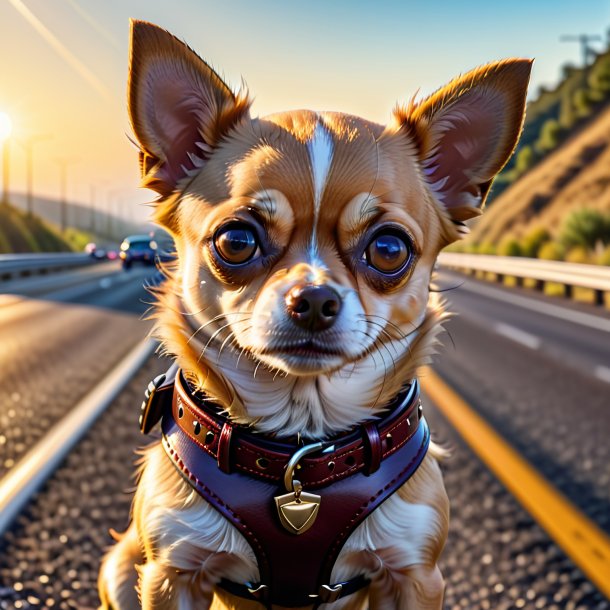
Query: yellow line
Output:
[[420, 367, 610, 600]]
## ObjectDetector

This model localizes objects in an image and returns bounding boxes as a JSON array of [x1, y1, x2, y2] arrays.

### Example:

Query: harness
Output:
[[140, 365, 429, 608]]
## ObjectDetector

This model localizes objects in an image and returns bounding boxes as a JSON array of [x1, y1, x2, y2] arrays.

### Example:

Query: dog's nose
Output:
[[285, 284, 342, 331]]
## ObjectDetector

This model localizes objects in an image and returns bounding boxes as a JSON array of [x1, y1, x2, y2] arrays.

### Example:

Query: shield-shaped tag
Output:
[[275, 490, 321, 535]]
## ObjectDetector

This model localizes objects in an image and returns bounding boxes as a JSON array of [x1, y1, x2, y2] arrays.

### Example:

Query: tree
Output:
[[559, 209, 610, 250], [522, 226, 551, 257]]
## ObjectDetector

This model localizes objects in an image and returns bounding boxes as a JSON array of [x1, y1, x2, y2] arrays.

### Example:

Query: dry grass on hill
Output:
[[469, 104, 610, 246]]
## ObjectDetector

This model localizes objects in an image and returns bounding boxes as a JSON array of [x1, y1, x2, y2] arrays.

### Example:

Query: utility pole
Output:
[[18, 134, 51, 215], [560, 34, 603, 67], [90, 184, 96, 233], [1, 138, 9, 206], [55, 158, 78, 232]]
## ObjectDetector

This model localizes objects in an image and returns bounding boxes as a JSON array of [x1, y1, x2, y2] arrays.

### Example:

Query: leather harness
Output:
[[140, 365, 429, 608]]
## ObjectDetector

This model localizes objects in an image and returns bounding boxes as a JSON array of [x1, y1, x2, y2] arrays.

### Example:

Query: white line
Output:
[[0, 338, 157, 535], [594, 365, 610, 384], [457, 278, 610, 333], [494, 322, 541, 350]]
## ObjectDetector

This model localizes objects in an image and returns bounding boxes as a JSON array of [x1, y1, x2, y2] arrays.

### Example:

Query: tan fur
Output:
[[99, 20, 531, 609]]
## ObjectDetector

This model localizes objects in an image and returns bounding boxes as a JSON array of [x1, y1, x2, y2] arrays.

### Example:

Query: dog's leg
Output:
[[138, 560, 213, 610], [368, 563, 444, 610], [98, 523, 142, 610], [139, 549, 260, 610]]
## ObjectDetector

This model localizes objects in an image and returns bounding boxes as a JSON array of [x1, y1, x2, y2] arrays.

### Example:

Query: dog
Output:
[[98, 19, 531, 610]]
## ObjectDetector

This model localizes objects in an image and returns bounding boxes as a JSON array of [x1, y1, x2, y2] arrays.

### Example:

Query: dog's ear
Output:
[[397, 59, 532, 221], [128, 20, 250, 195]]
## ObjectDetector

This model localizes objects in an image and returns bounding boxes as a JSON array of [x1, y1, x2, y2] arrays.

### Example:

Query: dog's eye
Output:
[[365, 231, 412, 274], [214, 224, 259, 264]]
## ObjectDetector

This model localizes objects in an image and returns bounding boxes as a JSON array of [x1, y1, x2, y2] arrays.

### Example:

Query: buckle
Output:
[[138, 373, 167, 434], [309, 583, 343, 603], [246, 583, 269, 602]]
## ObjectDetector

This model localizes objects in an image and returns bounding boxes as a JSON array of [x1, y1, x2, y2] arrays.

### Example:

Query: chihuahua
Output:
[[98, 20, 531, 610]]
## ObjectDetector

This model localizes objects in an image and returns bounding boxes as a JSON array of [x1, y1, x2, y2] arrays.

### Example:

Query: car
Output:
[[119, 235, 157, 269], [85, 242, 108, 260]]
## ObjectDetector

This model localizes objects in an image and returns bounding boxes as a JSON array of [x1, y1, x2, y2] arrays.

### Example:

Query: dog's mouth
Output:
[[259, 339, 344, 359]]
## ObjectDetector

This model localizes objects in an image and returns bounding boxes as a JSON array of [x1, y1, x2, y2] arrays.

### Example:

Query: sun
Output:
[[0, 112, 12, 141]]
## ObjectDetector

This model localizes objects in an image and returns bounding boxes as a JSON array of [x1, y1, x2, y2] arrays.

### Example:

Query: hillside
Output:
[[469, 102, 610, 245], [0, 203, 73, 253], [490, 48, 610, 199]]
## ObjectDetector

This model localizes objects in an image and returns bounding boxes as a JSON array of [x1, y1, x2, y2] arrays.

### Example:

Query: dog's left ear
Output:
[[397, 59, 532, 221], [128, 20, 250, 195]]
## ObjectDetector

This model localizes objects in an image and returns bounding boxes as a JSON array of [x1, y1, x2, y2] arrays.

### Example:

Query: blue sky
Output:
[[0, 0, 608, 220]]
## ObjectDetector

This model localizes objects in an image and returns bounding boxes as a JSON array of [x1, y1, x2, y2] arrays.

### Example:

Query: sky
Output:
[[0, 0, 609, 224]]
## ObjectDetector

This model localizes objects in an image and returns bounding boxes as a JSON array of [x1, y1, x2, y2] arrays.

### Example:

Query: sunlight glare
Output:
[[0, 112, 12, 141]]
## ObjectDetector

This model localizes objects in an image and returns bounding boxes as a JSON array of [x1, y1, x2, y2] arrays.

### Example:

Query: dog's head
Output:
[[128, 21, 531, 435]]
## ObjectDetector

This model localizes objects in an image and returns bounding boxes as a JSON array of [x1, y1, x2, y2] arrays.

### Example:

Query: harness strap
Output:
[[144, 368, 430, 608], [217, 422, 234, 473], [362, 422, 382, 475], [217, 573, 370, 607]]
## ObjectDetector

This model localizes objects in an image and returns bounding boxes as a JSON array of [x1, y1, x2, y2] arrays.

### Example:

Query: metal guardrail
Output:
[[438, 253, 610, 306], [0, 338, 156, 535], [0, 252, 95, 281]]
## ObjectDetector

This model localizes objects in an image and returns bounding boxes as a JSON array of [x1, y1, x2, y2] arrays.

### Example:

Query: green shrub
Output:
[[63, 227, 97, 252], [478, 242, 497, 255], [463, 242, 480, 254], [588, 55, 610, 94], [535, 118, 562, 154], [497, 237, 522, 257], [559, 92, 576, 130], [559, 208, 610, 250], [573, 88, 593, 118], [521, 226, 551, 257], [513, 145, 535, 176], [565, 246, 591, 264], [538, 241, 565, 261]]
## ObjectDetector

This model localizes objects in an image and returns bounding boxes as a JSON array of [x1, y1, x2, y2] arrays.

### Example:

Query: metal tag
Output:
[[275, 486, 321, 535]]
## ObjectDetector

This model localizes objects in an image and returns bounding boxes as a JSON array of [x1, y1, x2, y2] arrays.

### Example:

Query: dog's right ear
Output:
[[128, 20, 250, 196]]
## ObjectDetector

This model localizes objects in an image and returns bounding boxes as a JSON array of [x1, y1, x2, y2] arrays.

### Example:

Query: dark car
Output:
[[119, 235, 157, 269]]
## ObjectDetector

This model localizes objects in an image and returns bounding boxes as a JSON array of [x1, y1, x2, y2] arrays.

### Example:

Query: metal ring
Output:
[[283, 441, 335, 491]]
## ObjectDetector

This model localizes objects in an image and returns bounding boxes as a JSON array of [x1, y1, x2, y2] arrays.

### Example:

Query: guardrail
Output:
[[437, 253, 610, 306], [0, 253, 95, 281]]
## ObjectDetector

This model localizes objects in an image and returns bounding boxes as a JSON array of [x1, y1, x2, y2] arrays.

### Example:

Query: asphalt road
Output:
[[0, 262, 156, 478], [0, 265, 608, 608], [433, 271, 610, 535]]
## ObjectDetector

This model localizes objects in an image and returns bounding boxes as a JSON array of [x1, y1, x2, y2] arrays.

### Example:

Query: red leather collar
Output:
[[141, 366, 423, 486]]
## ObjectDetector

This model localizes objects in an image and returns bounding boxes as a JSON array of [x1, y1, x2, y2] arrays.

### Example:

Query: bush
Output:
[[521, 226, 551, 257], [513, 145, 536, 176], [597, 245, 610, 266], [535, 118, 562, 154], [588, 55, 610, 94], [497, 237, 522, 257], [559, 93, 576, 130], [538, 241, 565, 261], [63, 227, 97, 252], [565, 246, 591, 264], [573, 88, 593, 118], [559, 208, 610, 250], [478, 242, 497, 255]]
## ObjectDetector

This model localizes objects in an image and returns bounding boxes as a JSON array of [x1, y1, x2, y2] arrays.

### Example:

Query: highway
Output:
[[0, 264, 608, 609]]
